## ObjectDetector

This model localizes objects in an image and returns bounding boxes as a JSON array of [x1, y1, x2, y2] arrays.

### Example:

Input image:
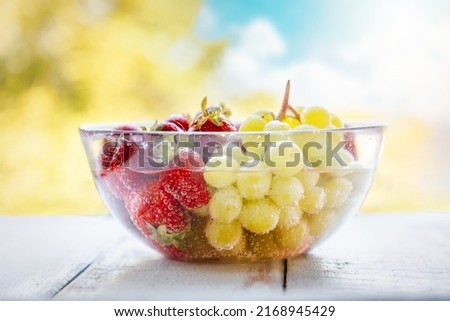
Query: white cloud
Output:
[[337, 8, 450, 116], [196, 4, 217, 32], [210, 19, 286, 96], [208, 11, 450, 119]]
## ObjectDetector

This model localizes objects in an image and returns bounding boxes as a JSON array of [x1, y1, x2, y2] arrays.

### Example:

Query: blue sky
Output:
[[192, 0, 450, 118], [196, 0, 450, 61]]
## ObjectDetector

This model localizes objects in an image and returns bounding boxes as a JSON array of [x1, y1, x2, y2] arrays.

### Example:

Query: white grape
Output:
[[264, 140, 303, 177], [204, 155, 239, 188], [299, 186, 326, 215], [239, 115, 267, 132], [269, 176, 304, 207], [277, 206, 302, 229], [209, 186, 243, 223], [239, 198, 280, 234], [300, 106, 331, 129], [323, 177, 353, 208], [236, 161, 272, 199], [295, 170, 320, 190], [275, 221, 309, 251], [205, 219, 243, 251]]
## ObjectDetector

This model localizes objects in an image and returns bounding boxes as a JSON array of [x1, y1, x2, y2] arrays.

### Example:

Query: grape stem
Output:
[[276, 80, 291, 120], [287, 105, 301, 120]]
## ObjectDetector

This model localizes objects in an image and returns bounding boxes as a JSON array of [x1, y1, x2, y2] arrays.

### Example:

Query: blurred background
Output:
[[1, 0, 449, 215]]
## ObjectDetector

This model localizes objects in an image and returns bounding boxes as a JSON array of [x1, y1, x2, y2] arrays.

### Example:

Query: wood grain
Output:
[[285, 213, 450, 300], [54, 235, 285, 300], [1, 213, 449, 300], [0, 216, 119, 300]]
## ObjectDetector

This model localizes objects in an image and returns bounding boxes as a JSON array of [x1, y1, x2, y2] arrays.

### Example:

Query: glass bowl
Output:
[[80, 122, 386, 262]]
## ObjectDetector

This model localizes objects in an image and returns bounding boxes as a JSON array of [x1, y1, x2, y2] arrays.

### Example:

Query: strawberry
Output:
[[100, 139, 138, 171], [152, 241, 187, 260], [114, 125, 140, 132], [99, 126, 149, 198], [126, 180, 189, 234], [188, 97, 237, 132], [101, 172, 125, 199], [151, 120, 183, 132], [165, 114, 190, 131], [344, 130, 358, 159], [103, 167, 149, 199], [99, 126, 140, 172], [161, 170, 211, 209], [160, 148, 210, 209], [115, 167, 147, 192]]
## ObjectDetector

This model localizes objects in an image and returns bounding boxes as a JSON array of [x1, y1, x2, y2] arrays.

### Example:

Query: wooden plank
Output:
[[3, 214, 449, 300], [285, 213, 450, 300], [54, 234, 286, 300], [0, 216, 120, 300]]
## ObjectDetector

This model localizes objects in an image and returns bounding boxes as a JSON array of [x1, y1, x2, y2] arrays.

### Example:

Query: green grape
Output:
[[295, 170, 320, 189], [204, 155, 239, 188], [315, 146, 354, 171], [330, 113, 344, 128], [264, 120, 291, 142], [292, 127, 346, 168], [291, 125, 323, 165], [306, 209, 335, 237], [241, 134, 266, 161], [255, 110, 276, 122], [323, 177, 353, 208], [300, 106, 332, 129], [236, 161, 272, 199], [299, 186, 326, 215], [281, 115, 301, 129], [277, 206, 302, 229], [219, 233, 247, 257], [264, 140, 303, 177], [269, 176, 304, 207], [205, 219, 243, 251], [239, 198, 280, 234], [209, 186, 243, 223], [239, 114, 267, 132], [275, 221, 309, 251], [226, 143, 252, 165]]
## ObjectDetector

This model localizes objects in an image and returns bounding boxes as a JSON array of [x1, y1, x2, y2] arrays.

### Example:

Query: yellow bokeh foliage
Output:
[[0, 0, 226, 214]]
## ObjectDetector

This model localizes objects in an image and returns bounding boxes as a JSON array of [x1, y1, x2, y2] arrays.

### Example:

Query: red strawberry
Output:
[[103, 167, 148, 199], [151, 241, 187, 260], [115, 167, 147, 192], [126, 180, 189, 234], [160, 170, 210, 209], [100, 140, 138, 171], [101, 172, 125, 199], [99, 126, 148, 198], [160, 149, 210, 209], [344, 130, 358, 159], [188, 97, 237, 132], [114, 125, 140, 132], [99, 126, 140, 172], [171, 147, 203, 168], [165, 114, 190, 131], [152, 120, 183, 132]]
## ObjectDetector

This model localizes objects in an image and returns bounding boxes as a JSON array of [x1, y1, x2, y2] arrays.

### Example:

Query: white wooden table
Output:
[[1, 214, 449, 300]]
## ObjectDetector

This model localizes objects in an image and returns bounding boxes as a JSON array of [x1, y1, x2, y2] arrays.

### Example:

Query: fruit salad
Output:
[[81, 81, 384, 261]]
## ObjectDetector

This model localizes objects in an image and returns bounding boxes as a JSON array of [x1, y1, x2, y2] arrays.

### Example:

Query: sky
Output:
[[194, 0, 450, 119]]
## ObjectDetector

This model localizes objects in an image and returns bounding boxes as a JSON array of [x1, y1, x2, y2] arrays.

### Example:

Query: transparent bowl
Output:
[[80, 122, 386, 262]]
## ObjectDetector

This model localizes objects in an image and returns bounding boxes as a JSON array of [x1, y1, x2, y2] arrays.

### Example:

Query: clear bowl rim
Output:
[[80, 121, 387, 135]]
